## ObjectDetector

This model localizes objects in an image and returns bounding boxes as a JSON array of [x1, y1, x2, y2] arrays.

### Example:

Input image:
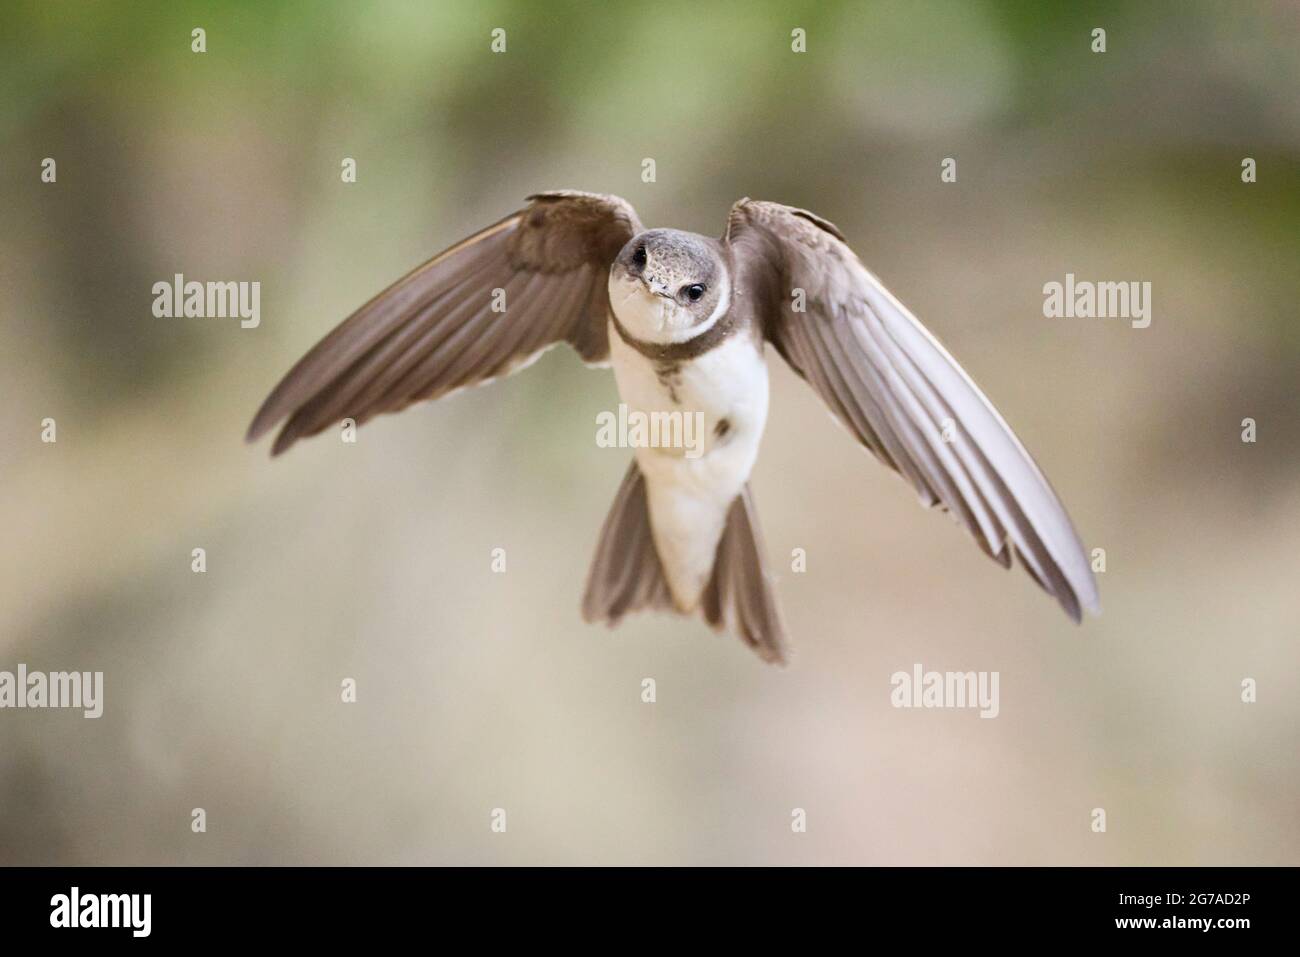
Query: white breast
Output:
[[607, 310, 770, 611]]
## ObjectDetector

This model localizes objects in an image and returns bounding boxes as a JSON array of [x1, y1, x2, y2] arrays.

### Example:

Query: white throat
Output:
[[608, 271, 730, 345]]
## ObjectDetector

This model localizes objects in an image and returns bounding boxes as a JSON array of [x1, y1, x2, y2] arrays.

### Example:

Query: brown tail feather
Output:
[[581, 462, 675, 624], [700, 486, 789, 664], [583, 463, 789, 665]]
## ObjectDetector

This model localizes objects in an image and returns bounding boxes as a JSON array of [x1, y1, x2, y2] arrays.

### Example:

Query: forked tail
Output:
[[582, 461, 789, 664]]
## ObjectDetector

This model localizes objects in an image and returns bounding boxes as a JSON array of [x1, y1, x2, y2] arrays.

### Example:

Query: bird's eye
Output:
[[684, 284, 706, 302], [632, 246, 647, 267]]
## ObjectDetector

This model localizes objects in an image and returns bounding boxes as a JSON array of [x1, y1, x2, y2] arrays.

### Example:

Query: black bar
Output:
[[0, 866, 1282, 942]]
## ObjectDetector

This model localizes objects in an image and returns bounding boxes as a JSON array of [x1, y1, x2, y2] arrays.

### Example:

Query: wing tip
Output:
[[245, 405, 295, 456], [1066, 580, 1102, 624], [245, 386, 292, 446], [1081, 591, 1102, 620], [269, 427, 299, 457], [244, 416, 270, 445]]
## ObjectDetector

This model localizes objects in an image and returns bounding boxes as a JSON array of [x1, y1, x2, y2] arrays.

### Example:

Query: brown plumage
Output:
[[248, 190, 1099, 663], [726, 199, 1099, 622], [246, 191, 642, 454]]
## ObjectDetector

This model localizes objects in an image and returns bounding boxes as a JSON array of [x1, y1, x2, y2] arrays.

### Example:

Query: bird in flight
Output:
[[248, 191, 1099, 664]]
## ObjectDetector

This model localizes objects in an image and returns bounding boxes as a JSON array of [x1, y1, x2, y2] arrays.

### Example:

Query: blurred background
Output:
[[1, 0, 1297, 865]]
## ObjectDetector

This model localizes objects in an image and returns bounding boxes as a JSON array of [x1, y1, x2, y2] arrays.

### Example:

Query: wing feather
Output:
[[726, 199, 1098, 621], [248, 192, 642, 454]]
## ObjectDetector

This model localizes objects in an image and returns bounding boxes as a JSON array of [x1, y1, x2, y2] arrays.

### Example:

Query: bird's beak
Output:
[[642, 277, 673, 299]]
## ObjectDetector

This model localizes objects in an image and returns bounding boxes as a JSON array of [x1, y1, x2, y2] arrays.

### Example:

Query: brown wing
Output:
[[725, 198, 1099, 622], [247, 190, 642, 455]]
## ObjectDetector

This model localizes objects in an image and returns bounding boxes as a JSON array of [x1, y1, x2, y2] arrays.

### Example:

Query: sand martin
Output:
[[248, 191, 1100, 663]]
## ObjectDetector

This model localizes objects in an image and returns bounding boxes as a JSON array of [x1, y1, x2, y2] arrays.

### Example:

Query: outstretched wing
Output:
[[247, 190, 642, 455], [725, 198, 1099, 622]]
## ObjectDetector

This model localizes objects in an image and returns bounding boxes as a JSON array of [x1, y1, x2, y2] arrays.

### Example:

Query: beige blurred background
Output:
[[2, 0, 1297, 865]]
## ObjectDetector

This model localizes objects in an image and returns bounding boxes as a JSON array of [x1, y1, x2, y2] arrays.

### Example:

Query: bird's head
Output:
[[609, 229, 728, 342]]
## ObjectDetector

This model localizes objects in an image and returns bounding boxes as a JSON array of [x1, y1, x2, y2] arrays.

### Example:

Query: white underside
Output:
[[607, 283, 769, 611]]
